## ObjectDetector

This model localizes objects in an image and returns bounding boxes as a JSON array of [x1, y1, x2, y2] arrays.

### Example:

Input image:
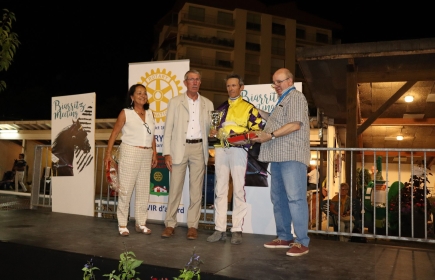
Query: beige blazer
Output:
[[162, 93, 214, 165]]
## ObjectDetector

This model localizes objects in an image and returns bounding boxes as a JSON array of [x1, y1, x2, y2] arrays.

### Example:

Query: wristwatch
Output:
[[271, 132, 276, 140]]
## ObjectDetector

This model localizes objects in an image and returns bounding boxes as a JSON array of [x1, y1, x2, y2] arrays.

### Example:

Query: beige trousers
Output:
[[164, 142, 205, 228], [117, 143, 152, 227]]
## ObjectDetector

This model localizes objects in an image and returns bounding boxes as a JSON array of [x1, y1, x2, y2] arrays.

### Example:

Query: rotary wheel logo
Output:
[[139, 68, 183, 123], [153, 171, 163, 182]]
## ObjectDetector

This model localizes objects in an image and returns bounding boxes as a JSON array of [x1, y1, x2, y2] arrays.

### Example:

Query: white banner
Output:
[[51, 92, 96, 216], [242, 82, 303, 113], [128, 60, 190, 223]]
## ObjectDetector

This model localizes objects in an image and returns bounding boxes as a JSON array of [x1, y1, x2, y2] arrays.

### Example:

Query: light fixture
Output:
[[0, 129, 18, 134], [404, 95, 414, 103], [396, 126, 404, 141]]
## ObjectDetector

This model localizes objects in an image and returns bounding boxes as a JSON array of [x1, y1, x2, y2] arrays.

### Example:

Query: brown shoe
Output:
[[187, 227, 197, 240], [161, 227, 174, 238]]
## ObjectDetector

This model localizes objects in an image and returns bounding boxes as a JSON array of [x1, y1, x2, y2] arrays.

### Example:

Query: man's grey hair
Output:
[[225, 73, 244, 86], [184, 69, 201, 81]]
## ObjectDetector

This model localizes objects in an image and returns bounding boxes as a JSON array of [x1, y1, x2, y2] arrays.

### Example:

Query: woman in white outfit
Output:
[[104, 84, 158, 236]]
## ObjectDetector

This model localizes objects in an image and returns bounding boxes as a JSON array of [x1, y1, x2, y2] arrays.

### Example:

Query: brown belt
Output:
[[134, 146, 152, 149], [186, 139, 202, 144]]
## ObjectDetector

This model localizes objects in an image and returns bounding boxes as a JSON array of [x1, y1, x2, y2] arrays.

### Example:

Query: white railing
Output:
[[28, 145, 435, 243]]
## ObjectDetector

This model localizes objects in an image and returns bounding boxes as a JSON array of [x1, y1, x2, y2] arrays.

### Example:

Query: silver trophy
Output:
[[209, 110, 223, 137]]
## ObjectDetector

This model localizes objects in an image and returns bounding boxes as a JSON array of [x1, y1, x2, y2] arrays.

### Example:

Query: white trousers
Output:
[[214, 147, 248, 232], [15, 171, 26, 192], [117, 143, 152, 227]]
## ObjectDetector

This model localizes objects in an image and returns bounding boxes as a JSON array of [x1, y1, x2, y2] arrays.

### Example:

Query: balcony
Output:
[[199, 78, 227, 91], [180, 12, 235, 30], [246, 22, 261, 31], [246, 42, 261, 52], [272, 23, 285, 36], [296, 33, 332, 46], [180, 33, 234, 49], [245, 63, 260, 73], [179, 55, 233, 70], [271, 46, 285, 56]]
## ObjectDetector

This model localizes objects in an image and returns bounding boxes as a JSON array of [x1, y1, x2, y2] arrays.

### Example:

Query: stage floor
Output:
[[1, 207, 435, 279]]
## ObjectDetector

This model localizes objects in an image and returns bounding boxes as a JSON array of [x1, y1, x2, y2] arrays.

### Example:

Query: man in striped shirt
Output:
[[252, 68, 310, 257]]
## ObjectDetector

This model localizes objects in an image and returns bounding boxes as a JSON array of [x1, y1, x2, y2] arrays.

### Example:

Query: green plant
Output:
[[82, 246, 203, 280], [103, 250, 143, 280], [174, 248, 203, 280], [82, 258, 99, 280], [82, 243, 143, 280], [0, 9, 20, 92], [429, 196, 435, 216]]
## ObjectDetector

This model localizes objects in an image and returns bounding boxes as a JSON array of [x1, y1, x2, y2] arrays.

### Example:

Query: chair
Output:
[[321, 199, 338, 231]]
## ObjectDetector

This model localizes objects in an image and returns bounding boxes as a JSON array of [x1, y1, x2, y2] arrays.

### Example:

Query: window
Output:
[[186, 47, 202, 64], [188, 26, 203, 37], [245, 54, 260, 73], [271, 58, 284, 75], [215, 72, 227, 89], [217, 11, 233, 26], [272, 23, 285, 35], [216, 52, 231, 68], [296, 28, 306, 40], [246, 34, 261, 52], [272, 38, 285, 56], [244, 74, 259, 85], [316, 32, 329, 44], [188, 6, 205, 22], [246, 13, 261, 31], [216, 31, 233, 47]]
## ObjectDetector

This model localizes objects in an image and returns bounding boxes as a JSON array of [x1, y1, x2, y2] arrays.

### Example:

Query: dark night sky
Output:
[[1, 1, 434, 120]]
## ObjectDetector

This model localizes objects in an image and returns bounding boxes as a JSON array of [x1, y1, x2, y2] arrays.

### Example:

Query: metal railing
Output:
[[180, 12, 235, 28], [308, 147, 435, 243], [179, 33, 234, 48], [26, 145, 435, 243]]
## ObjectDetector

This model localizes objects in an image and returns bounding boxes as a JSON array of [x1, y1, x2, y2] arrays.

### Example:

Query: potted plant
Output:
[[389, 170, 433, 238]]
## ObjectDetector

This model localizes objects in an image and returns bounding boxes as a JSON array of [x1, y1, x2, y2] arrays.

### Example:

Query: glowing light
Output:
[[396, 135, 404, 141], [404, 95, 414, 103], [0, 130, 18, 134]]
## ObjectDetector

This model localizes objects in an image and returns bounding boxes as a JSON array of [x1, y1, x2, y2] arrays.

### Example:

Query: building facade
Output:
[[153, 0, 341, 107]]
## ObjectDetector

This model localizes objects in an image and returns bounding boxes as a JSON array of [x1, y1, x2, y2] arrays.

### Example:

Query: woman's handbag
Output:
[[105, 148, 120, 193]]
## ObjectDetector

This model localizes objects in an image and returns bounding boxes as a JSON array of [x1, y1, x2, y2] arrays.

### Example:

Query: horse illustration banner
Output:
[[51, 92, 96, 217], [128, 60, 189, 222]]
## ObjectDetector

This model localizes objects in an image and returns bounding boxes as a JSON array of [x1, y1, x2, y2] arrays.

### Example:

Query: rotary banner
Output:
[[128, 60, 189, 222]]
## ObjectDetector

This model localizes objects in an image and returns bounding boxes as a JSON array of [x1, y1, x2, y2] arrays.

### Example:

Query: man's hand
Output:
[[151, 153, 158, 169], [251, 131, 273, 143], [164, 155, 172, 172]]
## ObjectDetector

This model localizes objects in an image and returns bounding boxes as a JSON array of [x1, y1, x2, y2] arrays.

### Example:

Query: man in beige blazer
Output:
[[161, 69, 214, 240]]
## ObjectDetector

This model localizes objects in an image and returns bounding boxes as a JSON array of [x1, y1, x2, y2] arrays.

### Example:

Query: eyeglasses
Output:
[[186, 78, 201, 82], [144, 123, 151, 134], [271, 77, 290, 88]]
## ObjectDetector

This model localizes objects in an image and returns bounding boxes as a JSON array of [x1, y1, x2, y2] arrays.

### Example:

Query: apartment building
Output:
[[153, 0, 341, 107]]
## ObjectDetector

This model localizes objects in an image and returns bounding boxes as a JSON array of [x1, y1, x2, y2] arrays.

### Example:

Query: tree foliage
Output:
[[0, 9, 20, 92]]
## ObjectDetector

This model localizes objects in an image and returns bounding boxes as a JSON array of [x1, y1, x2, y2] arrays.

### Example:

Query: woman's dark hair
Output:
[[126, 84, 149, 110]]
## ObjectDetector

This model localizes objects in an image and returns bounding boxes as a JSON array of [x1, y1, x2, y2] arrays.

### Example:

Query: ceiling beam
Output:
[[357, 70, 435, 83], [357, 81, 417, 135], [360, 118, 435, 126]]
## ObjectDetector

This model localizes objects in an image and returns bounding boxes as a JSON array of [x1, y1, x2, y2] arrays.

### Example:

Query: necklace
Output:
[[135, 110, 144, 116]]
